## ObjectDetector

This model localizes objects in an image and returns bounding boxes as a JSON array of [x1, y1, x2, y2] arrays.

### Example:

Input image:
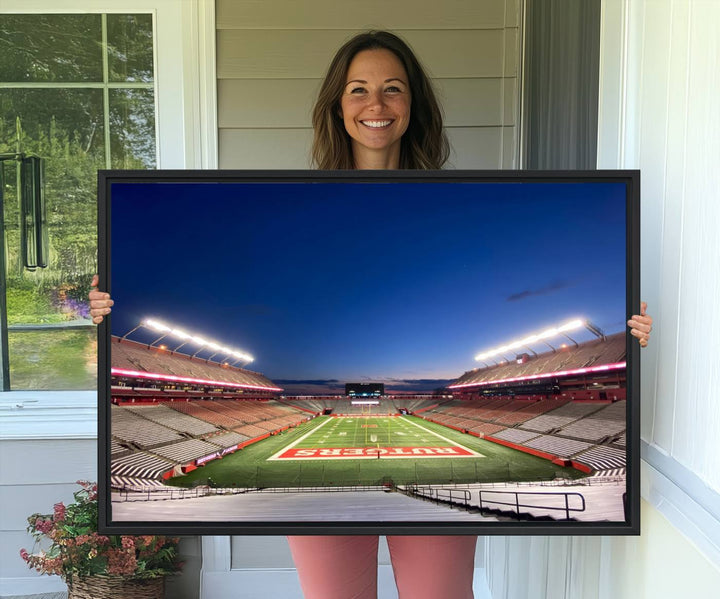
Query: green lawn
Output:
[[166, 416, 586, 489], [8, 328, 97, 389]]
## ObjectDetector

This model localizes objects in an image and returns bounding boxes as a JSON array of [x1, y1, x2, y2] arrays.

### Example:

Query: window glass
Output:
[[0, 13, 155, 390], [107, 14, 154, 83], [109, 89, 156, 169], [0, 15, 103, 82]]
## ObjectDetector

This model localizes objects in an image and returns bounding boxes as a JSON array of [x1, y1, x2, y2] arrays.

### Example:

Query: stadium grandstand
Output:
[[109, 318, 628, 523], [110, 334, 314, 488], [429, 329, 628, 477]]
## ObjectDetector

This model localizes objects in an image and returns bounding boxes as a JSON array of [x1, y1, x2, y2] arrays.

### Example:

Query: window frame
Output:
[[0, 0, 217, 439]]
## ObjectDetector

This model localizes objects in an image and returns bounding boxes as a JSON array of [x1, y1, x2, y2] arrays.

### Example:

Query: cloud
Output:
[[507, 279, 575, 302]]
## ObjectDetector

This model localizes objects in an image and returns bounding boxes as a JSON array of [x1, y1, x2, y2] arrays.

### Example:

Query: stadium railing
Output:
[[477, 489, 586, 520]]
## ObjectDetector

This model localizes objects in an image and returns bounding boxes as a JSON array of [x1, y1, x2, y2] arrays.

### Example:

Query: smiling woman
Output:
[[340, 49, 412, 168], [311, 30, 448, 170]]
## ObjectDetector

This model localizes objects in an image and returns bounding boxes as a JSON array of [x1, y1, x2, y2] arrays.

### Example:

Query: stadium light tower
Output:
[[123, 318, 255, 365], [474, 318, 603, 363]]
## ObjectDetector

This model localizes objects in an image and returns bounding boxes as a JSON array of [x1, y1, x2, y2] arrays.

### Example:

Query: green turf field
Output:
[[166, 415, 587, 489]]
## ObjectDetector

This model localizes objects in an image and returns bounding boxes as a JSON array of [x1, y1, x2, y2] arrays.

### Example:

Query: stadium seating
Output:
[[573, 445, 626, 470], [493, 399, 570, 425], [168, 401, 243, 428], [519, 402, 608, 434], [150, 439, 221, 463], [492, 428, 542, 444], [111, 405, 184, 447], [112, 336, 279, 391], [111, 451, 174, 479], [123, 404, 219, 435], [206, 431, 251, 447], [555, 400, 626, 441], [523, 435, 593, 458], [452, 332, 625, 389]]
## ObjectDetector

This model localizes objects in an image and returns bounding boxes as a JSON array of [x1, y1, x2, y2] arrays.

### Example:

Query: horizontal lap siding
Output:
[[216, 0, 516, 30], [219, 79, 516, 128], [0, 439, 97, 580], [217, 0, 521, 169], [217, 30, 511, 79]]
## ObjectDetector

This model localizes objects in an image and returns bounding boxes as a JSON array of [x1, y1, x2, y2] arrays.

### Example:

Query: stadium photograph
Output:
[[103, 175, 631, 528]]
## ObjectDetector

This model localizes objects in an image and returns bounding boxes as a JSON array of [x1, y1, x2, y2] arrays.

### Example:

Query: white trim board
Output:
[[641, 442, 720, 567], [0, 392, 97, 440]]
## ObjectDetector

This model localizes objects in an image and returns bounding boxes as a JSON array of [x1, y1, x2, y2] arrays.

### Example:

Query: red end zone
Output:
[[278, 446, 476, 459]]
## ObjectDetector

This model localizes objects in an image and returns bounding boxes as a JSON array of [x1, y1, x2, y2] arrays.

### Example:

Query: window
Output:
[[0, 13, 156, 390]]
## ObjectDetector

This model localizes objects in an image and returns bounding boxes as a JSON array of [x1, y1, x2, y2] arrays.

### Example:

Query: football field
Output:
[[269, 415, 483, 460], [167, 415, 586, 489]]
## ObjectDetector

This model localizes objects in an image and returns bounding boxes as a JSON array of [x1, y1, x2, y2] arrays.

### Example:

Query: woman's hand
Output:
[[627, 301, 652, 347], [88, 274, 113, 324]]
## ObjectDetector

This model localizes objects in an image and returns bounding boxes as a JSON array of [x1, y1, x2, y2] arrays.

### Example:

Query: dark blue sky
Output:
[[110, 180, 627, 394]]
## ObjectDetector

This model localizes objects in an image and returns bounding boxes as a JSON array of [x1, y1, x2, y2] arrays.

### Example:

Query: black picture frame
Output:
[[98, 169, 640, 536]]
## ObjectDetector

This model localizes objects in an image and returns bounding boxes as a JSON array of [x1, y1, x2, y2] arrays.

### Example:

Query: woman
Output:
[[90, 31, 653, 599]]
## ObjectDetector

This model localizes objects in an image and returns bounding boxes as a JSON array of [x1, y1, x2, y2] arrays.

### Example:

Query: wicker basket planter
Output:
[[67, 575, 164, 599]]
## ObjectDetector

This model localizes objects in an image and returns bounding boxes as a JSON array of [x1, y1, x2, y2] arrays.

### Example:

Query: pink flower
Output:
[[19, 548, 29, 562], [107, 548, 137, 576], [121, 537, 135, 550], [53, 503, 66, 522], [34, 518, 53, 534]]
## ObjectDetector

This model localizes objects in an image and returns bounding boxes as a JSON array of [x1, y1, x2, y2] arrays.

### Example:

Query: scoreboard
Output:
[[345, 382, 384, 397]]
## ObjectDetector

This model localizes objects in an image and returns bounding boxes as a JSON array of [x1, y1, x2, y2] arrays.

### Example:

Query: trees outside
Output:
[[0, 13, 155, 389]]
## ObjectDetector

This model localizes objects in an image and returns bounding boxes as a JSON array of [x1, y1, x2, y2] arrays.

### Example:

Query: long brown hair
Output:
[[311, 31, 449, 170]]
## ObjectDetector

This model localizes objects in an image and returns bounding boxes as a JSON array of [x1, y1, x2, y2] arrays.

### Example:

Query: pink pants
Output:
[[287, 535, 477, 599]]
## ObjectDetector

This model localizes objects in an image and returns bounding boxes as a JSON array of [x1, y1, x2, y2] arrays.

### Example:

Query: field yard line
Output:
[[266, 417, 333, 461], [403, 417, 485, 458]]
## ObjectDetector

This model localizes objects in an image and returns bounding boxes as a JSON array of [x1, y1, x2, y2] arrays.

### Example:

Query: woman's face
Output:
[[340, 49, 411, 166]]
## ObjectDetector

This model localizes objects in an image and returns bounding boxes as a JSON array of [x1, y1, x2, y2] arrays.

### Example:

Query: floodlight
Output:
[[559, 319, 584, 332], [144, 319, 171, 332], [136, 318, 255, 363], [474, 318, 588, 362], [538, 327, 558, 339]]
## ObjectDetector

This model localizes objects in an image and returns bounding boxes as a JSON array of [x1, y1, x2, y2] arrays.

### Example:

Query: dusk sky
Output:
[[109, 179, 627, 394]]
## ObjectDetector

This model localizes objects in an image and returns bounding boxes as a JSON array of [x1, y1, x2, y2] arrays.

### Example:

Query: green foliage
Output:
[[5, 284, 62, 324]]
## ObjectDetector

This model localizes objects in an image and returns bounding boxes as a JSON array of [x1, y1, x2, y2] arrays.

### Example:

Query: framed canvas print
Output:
[[97, 170, 640, 535]]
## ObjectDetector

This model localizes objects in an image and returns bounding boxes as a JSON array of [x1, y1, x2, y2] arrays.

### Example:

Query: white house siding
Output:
[[216, 0, 521, 169]]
